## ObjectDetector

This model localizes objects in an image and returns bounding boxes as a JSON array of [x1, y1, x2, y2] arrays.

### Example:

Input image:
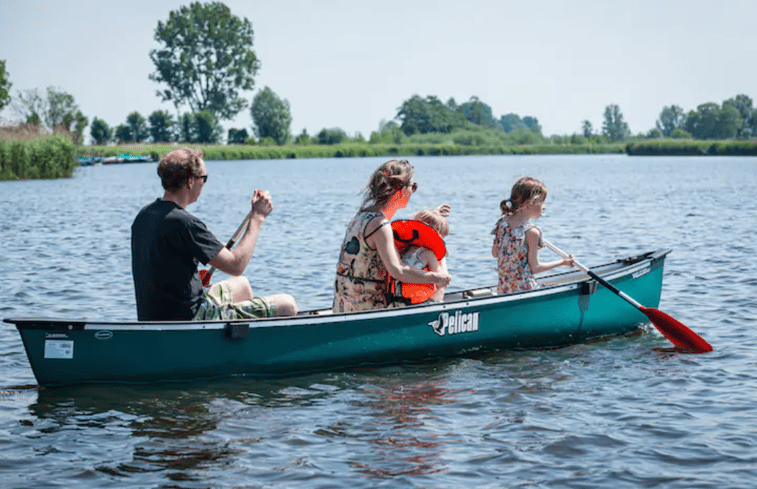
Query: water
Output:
[[1, 154, 756, 488]]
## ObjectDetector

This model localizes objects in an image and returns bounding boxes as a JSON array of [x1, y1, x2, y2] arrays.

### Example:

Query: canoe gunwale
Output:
[[5, 249, 670, 332]]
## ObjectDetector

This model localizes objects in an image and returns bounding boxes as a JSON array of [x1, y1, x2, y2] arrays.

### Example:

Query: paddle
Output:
[[543, 240, 713, 353], [199, 203, 257, 287]]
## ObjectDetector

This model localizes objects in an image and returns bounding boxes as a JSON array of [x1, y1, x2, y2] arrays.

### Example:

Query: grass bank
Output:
[[0, 135, 77, 180], [79, 142, 626, 161]]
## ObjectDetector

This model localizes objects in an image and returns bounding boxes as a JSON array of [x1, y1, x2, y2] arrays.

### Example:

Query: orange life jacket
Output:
[[386, 220, 447, 305]]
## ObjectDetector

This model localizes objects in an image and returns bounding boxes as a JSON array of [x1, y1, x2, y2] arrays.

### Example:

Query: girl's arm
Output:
[[367, 219, 451, 287], [525, 227, 573, 274]]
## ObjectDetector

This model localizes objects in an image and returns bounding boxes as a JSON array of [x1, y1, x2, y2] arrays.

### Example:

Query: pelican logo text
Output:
[[428, 310, 479, 337]]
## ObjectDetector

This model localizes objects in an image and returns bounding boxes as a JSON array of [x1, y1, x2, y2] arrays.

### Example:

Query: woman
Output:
[[333, 159, 452, 312]]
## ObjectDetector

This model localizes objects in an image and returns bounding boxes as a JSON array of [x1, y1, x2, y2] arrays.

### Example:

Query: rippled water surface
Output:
[[1, 155, 756, 488]]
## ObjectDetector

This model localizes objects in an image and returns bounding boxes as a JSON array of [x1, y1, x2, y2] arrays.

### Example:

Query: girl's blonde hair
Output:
[[414, 208, 449, 237], [500, 176, 547, 216], [360, 159, 414, 211]]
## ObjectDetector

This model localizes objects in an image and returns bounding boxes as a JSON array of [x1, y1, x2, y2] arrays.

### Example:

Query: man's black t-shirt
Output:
[[131, 199, 224, 321]]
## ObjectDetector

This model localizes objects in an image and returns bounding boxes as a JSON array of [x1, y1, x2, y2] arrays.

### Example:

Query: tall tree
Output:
[[126, 112, 149, 143], [685, 103, 721, 139], [581, 120, 593, 138], [602, 104, 630, 142], [149, 2, 260, 120], [148, 110, 175, 142], [90, 117, 112, 145], [250, 86, 292, 145], [193, 110, 222, 143], [0, 59, 11, 112], [114, 124, 132, 144], [723, 94, 753, 137], [656, 105, 685, 137]]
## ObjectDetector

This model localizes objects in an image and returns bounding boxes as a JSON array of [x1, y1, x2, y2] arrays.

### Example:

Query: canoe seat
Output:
[[462, 288, 495, 299]]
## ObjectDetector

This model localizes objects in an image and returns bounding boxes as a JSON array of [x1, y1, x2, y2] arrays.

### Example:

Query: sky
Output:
[[2, 0, 756, 140]]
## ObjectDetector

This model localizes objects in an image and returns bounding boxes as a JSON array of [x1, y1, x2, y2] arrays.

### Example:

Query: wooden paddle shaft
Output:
[[203, 210, 255, 282], [542, 240, 644, 310]]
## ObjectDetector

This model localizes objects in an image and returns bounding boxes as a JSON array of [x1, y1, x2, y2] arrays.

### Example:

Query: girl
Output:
[[491, 176, 573, 294], [397, 207, 450, 303], [333, 159, 452, 313]]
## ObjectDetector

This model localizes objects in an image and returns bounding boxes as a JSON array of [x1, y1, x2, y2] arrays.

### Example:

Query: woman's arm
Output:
[[367, 220, 451, 287]]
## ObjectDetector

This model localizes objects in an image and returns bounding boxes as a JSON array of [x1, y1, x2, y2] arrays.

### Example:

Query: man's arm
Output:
[[208, 191, 272, 276]]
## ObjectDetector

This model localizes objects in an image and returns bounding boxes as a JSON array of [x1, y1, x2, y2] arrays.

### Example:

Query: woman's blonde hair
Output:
[[500, 176, 547, 216], [360, 159, 414, 211]]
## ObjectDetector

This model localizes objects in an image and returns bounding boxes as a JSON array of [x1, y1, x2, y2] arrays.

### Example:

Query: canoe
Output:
[[5, 249, 670, 387]]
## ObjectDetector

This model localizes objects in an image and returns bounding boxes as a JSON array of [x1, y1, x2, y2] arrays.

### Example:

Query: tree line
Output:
[[1, 2, 756, 148]]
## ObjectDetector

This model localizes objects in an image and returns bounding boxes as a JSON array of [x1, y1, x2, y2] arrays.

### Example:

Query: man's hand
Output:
[[252, 190, 273, 219]]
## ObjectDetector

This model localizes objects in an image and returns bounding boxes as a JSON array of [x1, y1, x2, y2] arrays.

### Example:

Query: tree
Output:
[[656, 105, 685, 137], [178, 113, 193, 142], [12, 86, 87, 141], [250, 86, 292, 145], [149, 1, 260, 120], [723, 94, 753, 137], [522, 116, 542, 134], [396, 95, 466, 135], [294, 128, 311, 145], [715, 104, 742, 139], [193, 110, 222, 143], [114, 124, 132, 144], [457, 96, 496, 128], [581, 120, 593, 138], [316, 127, 347, 145], [0, 59, 11, 112], [148, 110, 175, 142], [227, 127, 249, 144], [126, 112, 149, 143], [90, 117, 112, 145], [499, 113, 525, 133], [685, 103, 714, 139], [602, 104, 630, 142]]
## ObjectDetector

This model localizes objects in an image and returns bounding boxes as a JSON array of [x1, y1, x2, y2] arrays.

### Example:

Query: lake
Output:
[[1, 154, 756, 488]]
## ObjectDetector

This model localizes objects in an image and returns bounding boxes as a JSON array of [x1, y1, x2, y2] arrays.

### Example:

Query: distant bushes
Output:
[[626, 140, 757, 156], [77, 141, 627, 162], [0, 135, 77, 180]]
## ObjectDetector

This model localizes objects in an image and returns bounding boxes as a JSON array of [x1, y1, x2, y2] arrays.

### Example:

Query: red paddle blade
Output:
[[641, 307, 713, 353], [199, 269, 211, 287]]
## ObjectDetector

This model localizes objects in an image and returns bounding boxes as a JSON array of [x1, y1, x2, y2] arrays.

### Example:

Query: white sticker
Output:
[[632, 266, 651, 279], [44, 340, 74, 359]]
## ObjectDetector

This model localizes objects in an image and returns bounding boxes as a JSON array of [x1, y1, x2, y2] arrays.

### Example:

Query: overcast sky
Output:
[[2, 0, 756, 139]]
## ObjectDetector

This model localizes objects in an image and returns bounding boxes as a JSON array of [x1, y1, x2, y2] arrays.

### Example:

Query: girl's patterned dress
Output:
[[333, 211, 390, 312], [491, 217, 538, 294]]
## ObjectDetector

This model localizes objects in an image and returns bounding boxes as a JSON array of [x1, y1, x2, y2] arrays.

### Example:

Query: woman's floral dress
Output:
[[333, 211, 390, 312], [491, 217, 538, 294]]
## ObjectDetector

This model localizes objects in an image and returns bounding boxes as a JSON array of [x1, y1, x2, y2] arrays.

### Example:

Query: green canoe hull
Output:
[[6, 250, 670, 387]]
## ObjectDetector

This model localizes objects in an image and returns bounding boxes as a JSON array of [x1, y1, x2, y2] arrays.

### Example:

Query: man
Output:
[[131, 148, 297, 321]]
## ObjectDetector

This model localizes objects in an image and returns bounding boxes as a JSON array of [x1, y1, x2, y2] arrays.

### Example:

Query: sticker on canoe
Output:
[[428, 310, 479, 337], [632, 266, 651, 279], [44, 340, 74, 359]]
